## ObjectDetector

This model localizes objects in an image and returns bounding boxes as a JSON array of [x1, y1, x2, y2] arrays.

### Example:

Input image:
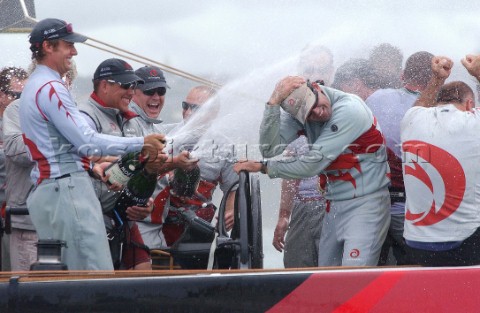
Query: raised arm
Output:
[[461, 54, 480, 83], [414, 56, 453, 107], [260, 76, 306, 158]]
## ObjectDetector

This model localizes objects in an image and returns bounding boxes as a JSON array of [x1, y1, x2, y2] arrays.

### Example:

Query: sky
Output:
[[1, 0, 480, 269], [2, 0, 480, 79]]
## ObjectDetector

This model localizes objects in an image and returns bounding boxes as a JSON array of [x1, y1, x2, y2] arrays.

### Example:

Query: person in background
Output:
[[401, 54, 480, 266], [368, 43, 404, 89], [148, 86, 237, 269], [331, 58, 379, 101], [272, 44, 332, 268], [236, 76, 391, 267], [366, 51, 434, 266], [20, 18, 166, 270], [0, 66, 28, 271], [297, 44, 335, 85], [4, 96, 37, 271]]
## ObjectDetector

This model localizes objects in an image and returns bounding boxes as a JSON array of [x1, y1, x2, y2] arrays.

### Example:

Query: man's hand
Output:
[[142, 133, 167, 162], [223, 209, 234, 231], [126, 198, 154, 221], [461, 54, 480, 81], [431, 56, 453, 80], [173, 150, 199, 171], [414, 55, 452, 108], [268, 76, 306, 105], [233, 160, 262, 173], [92, 161, 123, 191], [143, 134, 168, 173], [272, 217, 289, 252]]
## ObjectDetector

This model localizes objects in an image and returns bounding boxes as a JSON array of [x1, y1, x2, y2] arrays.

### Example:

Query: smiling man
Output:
[[123, 65, 175, 137], [132, 66, 167, 119], [235, 76, 391, 267], [20, 19, 166, 270], [79, 58, 163, 270]]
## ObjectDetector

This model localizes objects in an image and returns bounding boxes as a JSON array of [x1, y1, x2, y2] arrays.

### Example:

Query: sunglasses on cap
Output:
[[43, 23, 73, 40], [106, 79, 138, 90], [182, 101, 200, 111], [58, 23, 73, 35], [143, 87, 166, 96]]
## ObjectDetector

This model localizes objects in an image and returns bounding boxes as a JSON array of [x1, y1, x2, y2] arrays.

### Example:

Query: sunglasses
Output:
[[5, 91, 22, 99], [44, 23, 73, 40], [107, 80, 138, 90], [143, 87, 166, 96], [60, 23, 74, 34], [182, 101, 200, 111]]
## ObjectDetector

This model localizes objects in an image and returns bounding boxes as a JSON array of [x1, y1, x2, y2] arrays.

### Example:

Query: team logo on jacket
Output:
[[349, 249, 360, 258], [402, 140, 466, 226]]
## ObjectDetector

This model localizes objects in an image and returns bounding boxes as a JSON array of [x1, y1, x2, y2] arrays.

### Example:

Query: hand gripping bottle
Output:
[[114, 168, 157, 222], [104, 151, 148, 186]]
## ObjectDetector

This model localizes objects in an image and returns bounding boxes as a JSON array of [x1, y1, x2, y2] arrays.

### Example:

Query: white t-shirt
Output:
[[401, 104, 480, 242]]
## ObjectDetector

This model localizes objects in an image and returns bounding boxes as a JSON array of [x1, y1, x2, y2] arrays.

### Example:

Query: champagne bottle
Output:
[[171, 165, 201, 198], [104, 151, 148, 186], [177, 207, 215, 240], [114, 168, 157, 222]]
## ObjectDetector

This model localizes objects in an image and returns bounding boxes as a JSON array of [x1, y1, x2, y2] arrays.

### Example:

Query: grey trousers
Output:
[[284, 199, 326, 268], [27, 172, 113, 271]]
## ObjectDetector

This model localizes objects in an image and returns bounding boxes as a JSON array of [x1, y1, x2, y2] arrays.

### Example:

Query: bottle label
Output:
[[105, 163, 131, 185], [123, 187, 149, 206]]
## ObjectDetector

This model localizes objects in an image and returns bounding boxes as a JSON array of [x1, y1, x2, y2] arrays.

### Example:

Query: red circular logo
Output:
[[403, 140, 466, 226], [349, 249, 360, 258]]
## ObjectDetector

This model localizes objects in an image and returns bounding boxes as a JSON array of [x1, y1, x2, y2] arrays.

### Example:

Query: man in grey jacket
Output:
[[235, 76, 391, 266], [4, 99, 37, 271], [0, 66, 29, 271]]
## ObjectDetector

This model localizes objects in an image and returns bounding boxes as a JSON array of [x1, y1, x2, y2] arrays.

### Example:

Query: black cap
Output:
[[93, 58, 144, 84], [135, 66, 169, 91], [29, 18, 87, 49]]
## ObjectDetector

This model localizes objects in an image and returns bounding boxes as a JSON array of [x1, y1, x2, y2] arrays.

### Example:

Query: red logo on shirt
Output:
[[349, 249, 360, 258], [403, 140, 466, 226]]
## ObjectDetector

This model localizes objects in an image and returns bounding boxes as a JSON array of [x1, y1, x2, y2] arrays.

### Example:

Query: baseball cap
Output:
[[93, 58, 144, 84], [135, 66, 169, 91], [280, 82, 318, 124], [29, 18, 87, 49]]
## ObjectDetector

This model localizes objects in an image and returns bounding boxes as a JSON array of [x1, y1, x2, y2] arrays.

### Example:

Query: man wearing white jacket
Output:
[[401, 55, 480, 266]]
